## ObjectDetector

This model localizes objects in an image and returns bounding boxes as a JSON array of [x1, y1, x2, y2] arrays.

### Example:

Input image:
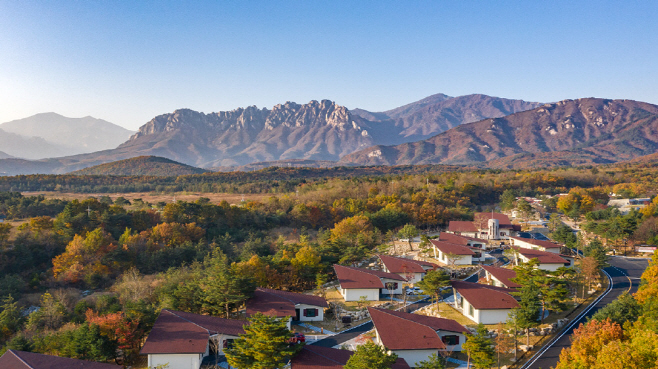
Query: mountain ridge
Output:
[[340, 98, 658, 167], [0, 94, 541, 175]]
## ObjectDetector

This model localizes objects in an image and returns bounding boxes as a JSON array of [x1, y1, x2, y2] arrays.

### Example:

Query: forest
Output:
[[0, 161, 657, 366]]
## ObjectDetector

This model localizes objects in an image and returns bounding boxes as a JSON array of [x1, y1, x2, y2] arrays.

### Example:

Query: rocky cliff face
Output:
[[340, 98, 658, 167], [121, 100, 385, 167]]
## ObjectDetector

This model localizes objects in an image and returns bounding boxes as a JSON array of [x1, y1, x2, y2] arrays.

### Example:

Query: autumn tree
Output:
[[634, 250, 658, 304], [579, 257, 599, 298], [494, 322, 514, 369], [555, 318, 624, 369], [226, 313, 299, 369], [344, 341, 398, 369]]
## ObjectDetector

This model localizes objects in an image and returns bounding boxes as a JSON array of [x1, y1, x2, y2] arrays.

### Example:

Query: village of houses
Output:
[[131, 209, 589, 369], [7, 196, 638, 369]]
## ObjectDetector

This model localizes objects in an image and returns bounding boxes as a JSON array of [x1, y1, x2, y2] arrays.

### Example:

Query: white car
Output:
[[406, 287, 424, 295]]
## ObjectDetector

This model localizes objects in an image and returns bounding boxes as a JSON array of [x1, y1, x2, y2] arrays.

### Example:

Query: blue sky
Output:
[[0, 1, 656, 130]]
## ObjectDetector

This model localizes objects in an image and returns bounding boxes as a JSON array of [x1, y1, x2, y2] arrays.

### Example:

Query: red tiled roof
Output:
[[140, 310, 246, 355], [429, 240, 476, 256], [448, 221, 478, 233], [474, 212, 512, 225], [291, 345, 410, 369], [378, 254, 437, 274], [369, 308, 445, 350], [451, 281, 519, 310], [372, 308, 467, 334], [512, 247, 569, 264], [510, 236, 563, 250], [439, 232, 487, 246], [247, 288, 328, 318], [474, 212, 521, 231], [482, 265, 521, 288], [333, 265, 405, 290], [0, 350, 119, 369]]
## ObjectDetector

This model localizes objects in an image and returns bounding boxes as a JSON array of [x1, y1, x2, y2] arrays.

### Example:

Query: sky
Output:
[[0, 1, 657, 130]]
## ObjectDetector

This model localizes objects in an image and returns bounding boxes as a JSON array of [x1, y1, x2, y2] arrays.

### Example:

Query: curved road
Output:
[[524, 256, 649, 369]]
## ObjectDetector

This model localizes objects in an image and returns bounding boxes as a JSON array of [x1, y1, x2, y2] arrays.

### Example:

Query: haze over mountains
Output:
[[0, 113, 134, 159], [0, 94, 539, 174]]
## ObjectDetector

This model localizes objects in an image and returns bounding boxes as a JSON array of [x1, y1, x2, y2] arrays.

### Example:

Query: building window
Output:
[[469, 304, 475, 317], [442, 335, 460, 345], [304, 308, 319, 317], [385, 282, 398, 290]]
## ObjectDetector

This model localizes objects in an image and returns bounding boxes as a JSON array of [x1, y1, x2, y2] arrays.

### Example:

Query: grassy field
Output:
[[21, 191, 279, 205]]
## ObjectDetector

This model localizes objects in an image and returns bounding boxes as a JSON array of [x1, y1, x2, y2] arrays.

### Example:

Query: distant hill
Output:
[[0, 113, 134, 158], [0, 151, 13, 159], [340, 98, 658, 167], [0, 127, 76, 160], [71, 156, 208, 176]]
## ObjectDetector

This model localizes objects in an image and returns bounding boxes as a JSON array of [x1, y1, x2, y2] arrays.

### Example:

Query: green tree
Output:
[[226, 313, 299, 369], [590, 292, 641, 326], [583, 238, 608, 269], [516, 199, 535, 225], [398, 224, 419, 251], [201, 250, 255, 318], [499, 189, 516, 211], [462, 323, 495, 369], [416, 269, 451, 312], [0, 296, 23, 343], [344, 341, 398, 369], [415, 353, 445, 369], [510, 285, 541, 346]]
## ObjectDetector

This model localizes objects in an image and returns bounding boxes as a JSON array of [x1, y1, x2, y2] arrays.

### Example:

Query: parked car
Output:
[[290, 332, 305, 344], [406, 287, 424, 295]]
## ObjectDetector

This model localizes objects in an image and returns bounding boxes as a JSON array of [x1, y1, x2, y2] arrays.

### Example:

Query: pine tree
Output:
[[344, 341, 398, 369], [416, 269, 451, 313], [462, 323, 495, 369], [225, 313, 299, 369], [200, 249, 255, 318]]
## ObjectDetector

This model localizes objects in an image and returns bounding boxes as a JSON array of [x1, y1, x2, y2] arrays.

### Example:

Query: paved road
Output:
[[524, 256, 649, 369]]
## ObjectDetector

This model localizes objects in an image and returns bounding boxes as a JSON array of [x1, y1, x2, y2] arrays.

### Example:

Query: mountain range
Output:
[[0, 94, 539, 174], [2, 95, 658, 175], [0, 113, 134, 159], [340, 98, 658, 167]]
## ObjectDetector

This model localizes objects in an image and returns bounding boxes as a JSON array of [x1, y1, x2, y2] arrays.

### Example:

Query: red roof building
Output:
[[377, 254, 440, 284], [439, 232, 488, 248], [429, 240, 475, 266], [368, 307, 468, 365], [141, 309, 247, 369], [333, 265, 406, 301], [448, 213, 520, 242], [0, 350, 119, 369], [509, 236, 564, 254], [451, 280, 519, 324], [246, 288, 328, 323], [511, 247, 572, 271], [481, 265, 521, 288]]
